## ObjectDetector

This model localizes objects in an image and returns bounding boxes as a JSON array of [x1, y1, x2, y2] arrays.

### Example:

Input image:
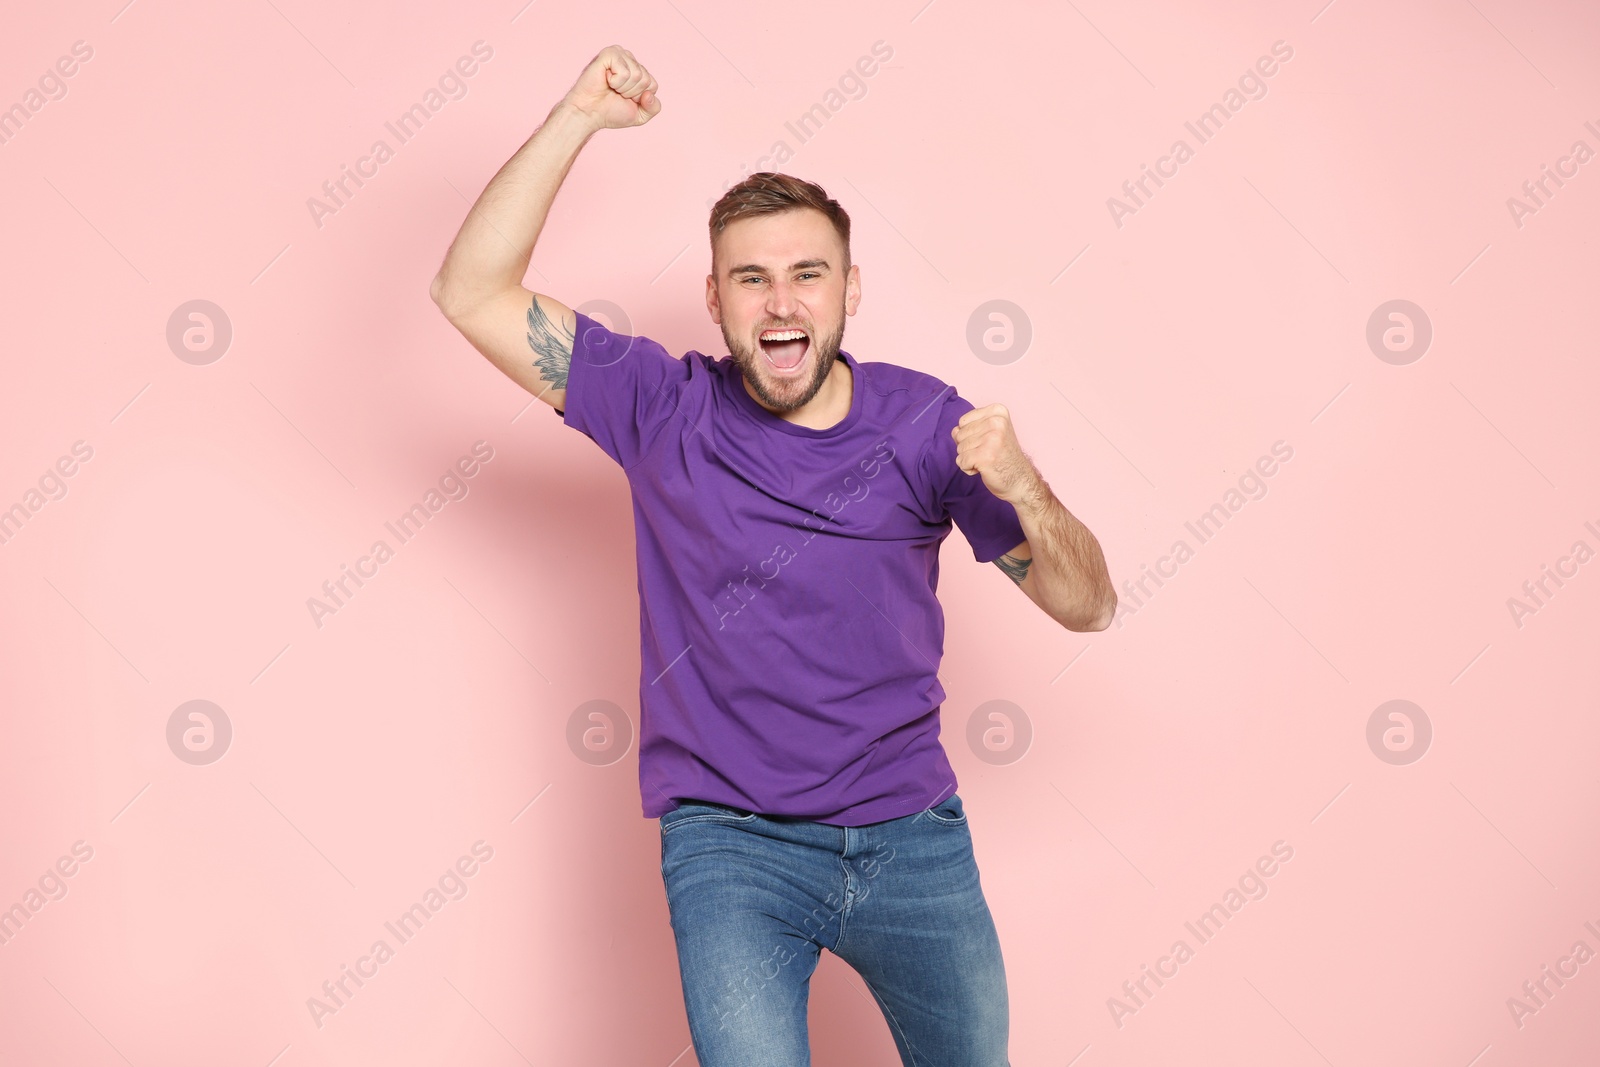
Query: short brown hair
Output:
[[708, 172, 852, 277]]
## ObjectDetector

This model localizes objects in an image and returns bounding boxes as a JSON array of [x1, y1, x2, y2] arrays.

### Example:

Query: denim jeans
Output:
[[658, 791, 1011, 1066]]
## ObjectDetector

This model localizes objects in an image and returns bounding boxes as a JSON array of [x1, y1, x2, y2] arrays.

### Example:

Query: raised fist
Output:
[[564, 45, 661, 130]]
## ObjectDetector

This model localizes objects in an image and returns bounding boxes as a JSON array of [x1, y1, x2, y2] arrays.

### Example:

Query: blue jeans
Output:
[[658, 792, 1011, 1066]]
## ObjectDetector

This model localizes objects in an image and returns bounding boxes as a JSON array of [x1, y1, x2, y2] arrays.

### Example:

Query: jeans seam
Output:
[[832, 836, 854, 951], [861, 973, 927, 1066], [660, 813, 758, 835], [662, 801, 1005, 1064]]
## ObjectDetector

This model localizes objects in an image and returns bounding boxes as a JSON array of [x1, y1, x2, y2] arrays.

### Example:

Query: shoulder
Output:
[[572, 310, 717, 380], [853, 357, 965, 419], [856, 358, 978, 444]]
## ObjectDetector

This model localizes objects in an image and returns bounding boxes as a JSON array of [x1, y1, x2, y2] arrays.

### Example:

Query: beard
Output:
[[723, 308, 846, 414]]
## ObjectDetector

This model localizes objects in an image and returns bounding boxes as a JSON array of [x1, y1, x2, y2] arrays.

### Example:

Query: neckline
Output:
[[726, 350, 864, 438]]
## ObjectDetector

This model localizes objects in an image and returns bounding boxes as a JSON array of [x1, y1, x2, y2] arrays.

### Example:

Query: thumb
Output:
[[636, 90, 662, 123]]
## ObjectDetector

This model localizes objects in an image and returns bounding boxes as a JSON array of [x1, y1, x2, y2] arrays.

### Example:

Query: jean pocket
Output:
[[918, 792, 968, 826], [659, 799, 760, 835]]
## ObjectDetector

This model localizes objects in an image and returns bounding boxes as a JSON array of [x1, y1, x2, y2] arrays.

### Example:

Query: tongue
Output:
[[762, 337, 808, 368]]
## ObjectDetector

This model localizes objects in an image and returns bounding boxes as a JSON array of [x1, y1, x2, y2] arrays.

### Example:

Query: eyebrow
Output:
[[726, 259, 831, 279]]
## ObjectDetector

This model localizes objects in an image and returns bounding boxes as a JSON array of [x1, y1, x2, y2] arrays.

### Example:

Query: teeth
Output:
[[760, 329, 807, 341]]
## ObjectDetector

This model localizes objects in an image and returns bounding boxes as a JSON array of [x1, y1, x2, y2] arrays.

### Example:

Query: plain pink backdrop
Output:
[[2, 0, 1597, 1064]]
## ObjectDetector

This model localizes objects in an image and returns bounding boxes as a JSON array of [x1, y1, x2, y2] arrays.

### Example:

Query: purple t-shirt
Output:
[[561, 311, 1026, 826]]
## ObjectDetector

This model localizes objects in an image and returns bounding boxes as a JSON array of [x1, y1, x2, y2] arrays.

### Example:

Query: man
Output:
[[431, 45, 1115, 1067]]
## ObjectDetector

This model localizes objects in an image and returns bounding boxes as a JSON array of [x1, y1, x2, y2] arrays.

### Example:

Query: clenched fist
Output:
[[564, 45, 661, 130]]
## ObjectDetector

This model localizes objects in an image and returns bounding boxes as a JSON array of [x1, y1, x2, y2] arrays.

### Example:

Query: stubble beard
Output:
[[723, 307, 846, 414]]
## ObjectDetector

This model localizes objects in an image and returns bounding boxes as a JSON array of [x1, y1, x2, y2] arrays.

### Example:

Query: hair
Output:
[[708, 172, 852, 279]]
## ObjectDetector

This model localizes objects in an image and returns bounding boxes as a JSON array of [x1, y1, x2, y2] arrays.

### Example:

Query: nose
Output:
[[765, 279, 799, 322]]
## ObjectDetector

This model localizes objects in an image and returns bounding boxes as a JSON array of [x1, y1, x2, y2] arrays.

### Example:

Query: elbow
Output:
[[1089, 589, 1118, 631], [429, 273, 452, 314], [1063, 588, 1116, 632], [430, 271, 474, 319], [1082, 610, 1113, 632]]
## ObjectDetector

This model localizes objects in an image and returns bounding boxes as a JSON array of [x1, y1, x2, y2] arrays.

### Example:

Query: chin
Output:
[[749, 358, 825, 408]]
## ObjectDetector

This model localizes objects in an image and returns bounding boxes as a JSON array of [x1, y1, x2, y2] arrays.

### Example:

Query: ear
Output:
[[844, 263, 862, 316], [705, 274, 722, 325]]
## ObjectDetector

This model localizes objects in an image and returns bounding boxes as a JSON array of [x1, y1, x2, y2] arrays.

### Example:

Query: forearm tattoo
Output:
[[526, 298, 574, 389], [994, 552, 1032, 586]]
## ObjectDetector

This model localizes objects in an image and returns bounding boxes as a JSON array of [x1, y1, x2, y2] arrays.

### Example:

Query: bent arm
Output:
[[997, 479, 1116, 631], [429, 101, 600, 408], [430, 99, 598, 313]]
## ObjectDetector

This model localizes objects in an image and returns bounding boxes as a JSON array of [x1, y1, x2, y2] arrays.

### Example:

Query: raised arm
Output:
[[428, 45, 661, 411]]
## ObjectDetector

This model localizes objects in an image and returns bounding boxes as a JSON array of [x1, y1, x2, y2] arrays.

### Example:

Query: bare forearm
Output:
[[431, 100, 600, 311], [1013, 476, 1115, 631]]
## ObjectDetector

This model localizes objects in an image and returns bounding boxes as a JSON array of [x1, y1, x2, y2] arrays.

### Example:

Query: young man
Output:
[[430, 45, 1115, 1067]]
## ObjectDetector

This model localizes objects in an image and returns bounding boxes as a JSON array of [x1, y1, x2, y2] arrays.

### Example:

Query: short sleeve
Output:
[[919, 386, 1028, 563], [561, 311, 688, 471]]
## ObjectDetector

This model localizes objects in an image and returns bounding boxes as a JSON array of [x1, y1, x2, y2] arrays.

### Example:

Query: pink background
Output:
[[3, 0, 1597, 1063]]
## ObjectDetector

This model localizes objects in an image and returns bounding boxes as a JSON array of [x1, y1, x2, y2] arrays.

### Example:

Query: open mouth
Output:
[[758, 327, 810, 373]]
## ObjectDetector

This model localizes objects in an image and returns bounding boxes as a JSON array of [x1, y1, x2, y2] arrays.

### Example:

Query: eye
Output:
[[798, 272, 819, 280]]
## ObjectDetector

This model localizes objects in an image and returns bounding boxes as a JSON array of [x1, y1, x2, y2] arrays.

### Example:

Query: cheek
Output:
[[804, 299, 837, 331]]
